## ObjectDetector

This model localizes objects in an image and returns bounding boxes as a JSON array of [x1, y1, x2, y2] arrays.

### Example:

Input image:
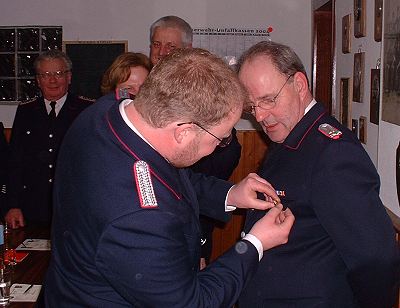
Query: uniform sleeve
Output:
[[312, 140, 400, 308], [0, 123, 8, 214], [5, 106, 26, 211], [95, 210, 259, 307], [187, 169, 232, 222]]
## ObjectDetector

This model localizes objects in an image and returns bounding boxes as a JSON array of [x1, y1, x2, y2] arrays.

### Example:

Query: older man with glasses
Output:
[[237, 40, 400, 308], [5, 49, 94, 229]]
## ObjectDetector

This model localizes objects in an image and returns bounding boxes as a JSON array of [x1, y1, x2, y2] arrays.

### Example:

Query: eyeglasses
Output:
[[37, 70, 70, 79], [245, 73, 294, 114], [177, 122, 233, 148], [151, 41, 177, 53]]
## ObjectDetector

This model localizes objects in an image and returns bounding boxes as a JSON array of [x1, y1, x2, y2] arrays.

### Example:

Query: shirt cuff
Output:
[[225, 185, 236, 212], [242, 233, 263, 261]]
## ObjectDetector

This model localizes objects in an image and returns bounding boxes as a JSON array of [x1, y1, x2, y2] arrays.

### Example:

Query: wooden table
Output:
[[5, 225, 50, 308]]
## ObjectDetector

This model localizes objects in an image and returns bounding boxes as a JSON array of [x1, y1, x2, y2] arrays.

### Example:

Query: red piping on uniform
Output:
[[106, 115, 182, 200], [284, 111, 327, 150]]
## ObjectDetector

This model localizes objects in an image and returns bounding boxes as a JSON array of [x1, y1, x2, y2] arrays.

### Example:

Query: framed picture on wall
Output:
[[354, 0, 366, 38], [351, 119, 359, 138], [359, 116, 367, 144], [342, 14, 351, 53], [370, 69, 380, 125], [374, 0, 383, 41], [382, 0, 400, 126], [353, 52, 365, 102], [340, 78, 352, 128]]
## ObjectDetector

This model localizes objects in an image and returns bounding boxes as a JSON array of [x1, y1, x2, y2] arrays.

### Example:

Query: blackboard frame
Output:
[[63, 40, 128, 99]]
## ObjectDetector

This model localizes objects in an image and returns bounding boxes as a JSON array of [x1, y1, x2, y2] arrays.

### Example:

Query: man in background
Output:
[[150, 15, 242, 266], [237, 40, 399, 308], [5, 50, 93, 228]]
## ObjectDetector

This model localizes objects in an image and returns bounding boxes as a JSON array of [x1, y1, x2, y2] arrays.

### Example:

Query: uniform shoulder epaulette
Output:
[[78, 95, 96, 103], [19, 97, 38, 105], [318, 123, 342, 140], [134, 160, 158, 208]]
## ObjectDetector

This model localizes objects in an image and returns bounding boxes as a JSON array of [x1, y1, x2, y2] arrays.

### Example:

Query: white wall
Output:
[[334, 0, 400, 216], [335, 0, 381, 165], [0, 0, 312, 128]]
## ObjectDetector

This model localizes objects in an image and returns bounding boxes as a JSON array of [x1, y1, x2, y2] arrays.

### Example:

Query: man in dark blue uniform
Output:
[[150, 16, 242, 267], [44, 48, 294, 307], [237, 41, 400, 307], [5, 50, 93, 228]]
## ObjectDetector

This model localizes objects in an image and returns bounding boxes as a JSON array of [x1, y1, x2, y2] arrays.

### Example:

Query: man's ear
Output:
[[173, 122, 192, 144], [293, 72, 309, 99]]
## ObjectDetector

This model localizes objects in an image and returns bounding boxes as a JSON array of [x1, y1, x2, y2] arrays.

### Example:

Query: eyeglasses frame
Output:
[[177, 122, 232, 148], [247, 73, 295, 114], [37, 70, 71, 79]]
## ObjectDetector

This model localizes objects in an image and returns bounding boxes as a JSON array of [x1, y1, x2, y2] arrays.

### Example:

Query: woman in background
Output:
[[101, 52, 151, 99]]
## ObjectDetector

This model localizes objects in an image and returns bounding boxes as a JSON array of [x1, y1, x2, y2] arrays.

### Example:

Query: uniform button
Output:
[[23, 185, 27, 189], [49, 148, 53, 152], [49, 179, 53, 183], [240, 231, 246, 238], [49, 164, 53, 168], [26, 131, 31, 135], [49, 134, 53, 138]]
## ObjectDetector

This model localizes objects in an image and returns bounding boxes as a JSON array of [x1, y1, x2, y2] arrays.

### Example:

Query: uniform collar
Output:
[[283, 102, 327, 150], [107, 101, 183, 200], [119, 99, 156, 151], [304, 99, 317, 114]]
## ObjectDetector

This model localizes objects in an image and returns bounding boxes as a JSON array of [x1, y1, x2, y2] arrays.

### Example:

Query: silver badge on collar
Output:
[[134, 161, 158, 208]]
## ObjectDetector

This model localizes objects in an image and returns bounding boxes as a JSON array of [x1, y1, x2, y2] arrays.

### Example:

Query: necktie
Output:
[[49, 101, 56, 119], [49, 101, 57, 129]]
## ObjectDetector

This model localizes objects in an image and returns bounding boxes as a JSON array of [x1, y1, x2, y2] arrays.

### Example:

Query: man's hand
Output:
[[5, 208, 25, 229], [249, 203, 294, 250], [227, 173, 280, 210]]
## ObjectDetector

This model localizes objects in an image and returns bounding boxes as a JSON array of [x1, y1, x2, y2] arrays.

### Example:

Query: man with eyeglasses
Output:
[[237, 41, 400, 307], [44, 48, 294, 307], [5, 49, 94, 229], [150, 16, 243, 268]]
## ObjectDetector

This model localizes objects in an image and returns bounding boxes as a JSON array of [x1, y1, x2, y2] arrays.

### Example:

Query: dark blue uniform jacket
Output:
[[6, 94, 92, 223], [239, 102, 400, 308], [44, 96, 260, 307]]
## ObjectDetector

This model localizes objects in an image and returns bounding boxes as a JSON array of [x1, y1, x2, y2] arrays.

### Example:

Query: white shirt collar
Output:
[[304, 99, 317, 115], [44, 93, 68, 116]]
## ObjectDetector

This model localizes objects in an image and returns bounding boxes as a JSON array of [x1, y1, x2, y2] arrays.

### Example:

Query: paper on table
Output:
[[10, 284, 42, 302], [15, 239, 51, 251]]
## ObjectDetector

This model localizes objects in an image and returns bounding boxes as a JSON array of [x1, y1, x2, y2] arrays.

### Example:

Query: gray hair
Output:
[[150, 15, 193, 47], [237, 41, 308, 84], [34, 49, 73, 72], [135, 48, 246, 128]]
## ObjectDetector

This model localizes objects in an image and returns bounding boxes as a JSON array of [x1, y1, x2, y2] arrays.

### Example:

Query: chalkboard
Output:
[[63, 41, 127, 99]]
